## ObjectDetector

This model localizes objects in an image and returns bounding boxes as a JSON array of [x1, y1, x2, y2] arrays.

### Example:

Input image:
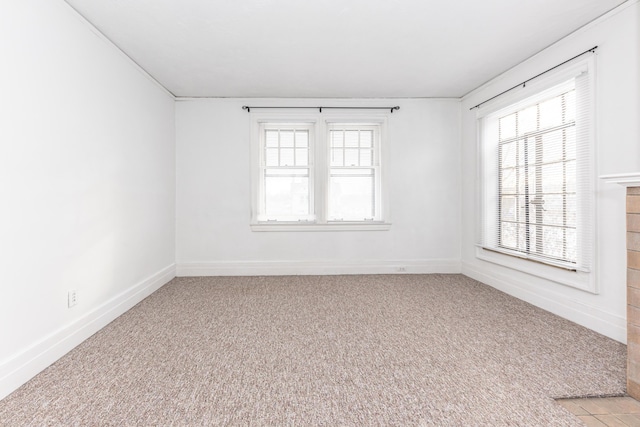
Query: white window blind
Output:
[[479, 64, 593, 272], [328, 125, 381, 221]]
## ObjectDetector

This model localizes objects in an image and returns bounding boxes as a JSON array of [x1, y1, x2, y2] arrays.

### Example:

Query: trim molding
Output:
[[461, 261, 626, 343], [600, 172, 640, 187], [176, 259, 462, 277], [0, 264, 176, 400]]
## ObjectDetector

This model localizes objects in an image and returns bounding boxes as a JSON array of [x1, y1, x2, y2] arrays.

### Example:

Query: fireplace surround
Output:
[[601, 172, 640, 399]]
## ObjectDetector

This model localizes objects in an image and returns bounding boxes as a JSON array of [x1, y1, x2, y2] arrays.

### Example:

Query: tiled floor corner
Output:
[[556, 396, 640, 426]]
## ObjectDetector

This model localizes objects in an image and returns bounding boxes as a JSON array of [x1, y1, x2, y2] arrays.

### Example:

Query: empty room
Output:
[[1, 0, 640, 425]]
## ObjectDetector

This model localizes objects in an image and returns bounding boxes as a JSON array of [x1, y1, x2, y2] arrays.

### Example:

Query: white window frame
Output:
[[250, 111, 391, 231], [475, 56, 597, 293], [257, 122, 315, 223]]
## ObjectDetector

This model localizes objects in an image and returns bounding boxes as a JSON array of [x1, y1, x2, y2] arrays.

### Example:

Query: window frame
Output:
[[257, 122, 315, 223], [250, 111, 391, 231], [475, 56, 597, 293]]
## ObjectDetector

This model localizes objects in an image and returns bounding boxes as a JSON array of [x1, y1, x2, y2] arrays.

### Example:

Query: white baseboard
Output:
[[0, 264, 176, 400], [461, 261, 626, 343], [176, 259, 462, 277]]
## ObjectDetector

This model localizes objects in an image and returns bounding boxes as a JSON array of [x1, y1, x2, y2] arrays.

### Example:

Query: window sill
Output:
[[475, 245, 596, 293], [250, 222, 391, 232]]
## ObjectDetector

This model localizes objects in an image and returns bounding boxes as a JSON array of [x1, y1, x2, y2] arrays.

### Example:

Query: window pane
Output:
[[279, 148, 294, 166], [331, 148, 343, 166], [528, 194, 544, 225], [541, 226, 564, 259], [266, 148, 279, 166], [331, 130, 344, 147], [500, 168, 517, 194], [500, 196, 517, 222], [329, 170, 374, 220], [280, 131, 294, 147], [360, 131, 373, 148], [499, 113, 516, 141], [345, 131, 359, 147], [500, 222, 518, 249], [518, 105, 537, 134], [344, 148, 359, 166], [541, 163, 563, 193], [517, 224, 527, 252], [295, 148, 308, 166], [265, 176, 309, 217], [542, 130, 564, 163], [539, 96, 563, 129], [266, 130, 279, 147], [542, 194, 564, 227], [501, 141, 517, 168], [296, 131, 308, 148], [360, 149, 373, 166]]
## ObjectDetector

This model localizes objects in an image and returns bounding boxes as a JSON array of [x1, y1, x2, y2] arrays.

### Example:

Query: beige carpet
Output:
[[0, 274, 626, 426]]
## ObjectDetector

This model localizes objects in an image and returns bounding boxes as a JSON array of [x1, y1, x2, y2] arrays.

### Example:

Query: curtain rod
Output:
[[469, 46, 598, 111], [242, 106, 400, 113]]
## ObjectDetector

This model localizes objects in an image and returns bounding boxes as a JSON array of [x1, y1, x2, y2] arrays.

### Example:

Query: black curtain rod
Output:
[[242, 106, 400, 113], [469, 46, 598, 110]]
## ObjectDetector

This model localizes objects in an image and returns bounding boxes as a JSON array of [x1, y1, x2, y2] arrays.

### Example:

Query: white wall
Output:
[[0, 0, 176, 398], [176, 98, 461, 276], [461, 2, 640, 343]]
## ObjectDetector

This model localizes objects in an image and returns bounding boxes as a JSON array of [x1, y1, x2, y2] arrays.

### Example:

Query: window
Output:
[[497, 86, 577, 264], [251, 113, 389, 230], [477, 57, 595, 290], [328, 125, 381, 221], [259, 123, 314, 222]]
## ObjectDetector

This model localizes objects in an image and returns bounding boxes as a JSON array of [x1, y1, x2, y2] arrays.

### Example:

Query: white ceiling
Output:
[[64, 0, 626, 98]]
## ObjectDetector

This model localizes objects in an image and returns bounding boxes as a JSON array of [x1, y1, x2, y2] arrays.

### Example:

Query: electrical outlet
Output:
[[396, 266, 407, 272], [68, 290, 77, 308]]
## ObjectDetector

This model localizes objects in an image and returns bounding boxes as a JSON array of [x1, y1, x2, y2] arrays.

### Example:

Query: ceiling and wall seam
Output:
[[61, 0, 176, 100], [173, 97, 463, 101], [460, 0, 639, 102]]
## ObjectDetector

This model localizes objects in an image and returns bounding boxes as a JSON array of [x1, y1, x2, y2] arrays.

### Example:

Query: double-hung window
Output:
[[477, 56, 595, 291], [259, 123, 314, 222], [328, 124, 381, 221], [251, 113, 389, 230]]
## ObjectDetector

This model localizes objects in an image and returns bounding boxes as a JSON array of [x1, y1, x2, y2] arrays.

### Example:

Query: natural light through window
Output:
[[251, 114, 389, 230], [328, 125, 380, 221], [262, 125, 313, 221], [497, 87, 577, 264], [478, 57, 594, 289]]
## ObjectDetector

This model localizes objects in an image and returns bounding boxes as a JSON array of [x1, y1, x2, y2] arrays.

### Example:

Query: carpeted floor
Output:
[[0, 274, 627, 426]]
